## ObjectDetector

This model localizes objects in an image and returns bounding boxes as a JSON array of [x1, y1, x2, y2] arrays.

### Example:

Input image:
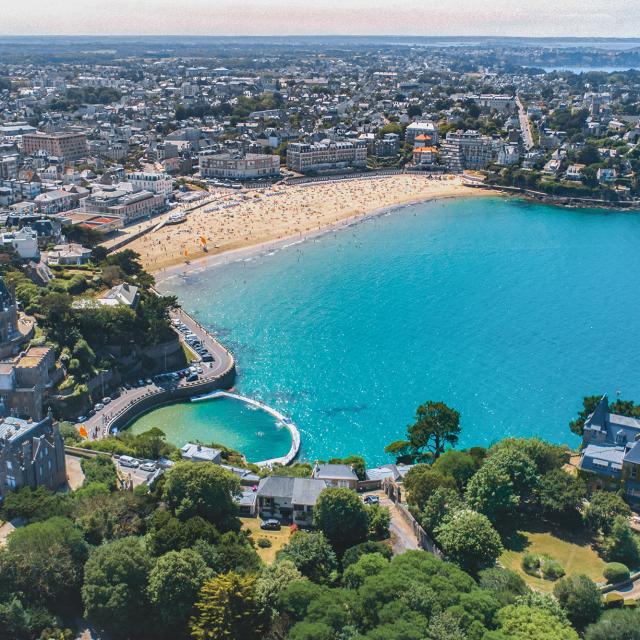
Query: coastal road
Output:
[[516, 95, 535, 151], [78, 309, 234, 440]]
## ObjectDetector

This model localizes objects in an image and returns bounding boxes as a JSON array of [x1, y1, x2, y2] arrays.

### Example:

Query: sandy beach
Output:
[[125, 174, 492, 273]]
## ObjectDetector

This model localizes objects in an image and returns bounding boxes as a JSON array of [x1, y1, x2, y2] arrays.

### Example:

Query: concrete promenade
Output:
[[191, 389, 301, 467]]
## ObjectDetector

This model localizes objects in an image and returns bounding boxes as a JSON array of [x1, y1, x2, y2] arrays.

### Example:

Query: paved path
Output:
[[79, 308, 234, 439], [371, 490, 420, 554]]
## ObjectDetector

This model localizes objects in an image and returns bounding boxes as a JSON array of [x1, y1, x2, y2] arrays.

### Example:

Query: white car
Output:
[[94, 403, 105, 411], [119, 455, 140, 468], [139, 462, 157, 472]]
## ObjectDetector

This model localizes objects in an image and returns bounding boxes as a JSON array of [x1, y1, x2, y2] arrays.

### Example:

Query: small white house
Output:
[[180, 443, 222, 464], [1, 227, 39, 260]]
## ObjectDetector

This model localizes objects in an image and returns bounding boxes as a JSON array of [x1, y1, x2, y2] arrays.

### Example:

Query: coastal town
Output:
[[0, 32, 640, 640]]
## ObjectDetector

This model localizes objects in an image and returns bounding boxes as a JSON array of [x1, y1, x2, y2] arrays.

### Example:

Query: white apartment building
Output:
[[199, 152, 280, 180], [405, 121, 440, 145], [128, 172, 173, 199], [476, 95, 517, 112], [441, 130, 493, 172], [286, 140, 367, 173]]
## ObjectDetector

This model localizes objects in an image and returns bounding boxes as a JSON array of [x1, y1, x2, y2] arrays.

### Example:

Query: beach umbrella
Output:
[[78, 425, 88, 438]]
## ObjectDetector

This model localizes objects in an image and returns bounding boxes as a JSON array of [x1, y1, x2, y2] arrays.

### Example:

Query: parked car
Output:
[[186, 373, 199, 382], [119, 455, 140, 468], [202, 354, 214, 362], [94, 403, 104, 411], [139, 462, 157, 472], [260, 519, 281, 531], [363, 495, 380, 505], [77, 416, 87, 423], [102, 397, 112, 404], [145, 378, 152, 385]]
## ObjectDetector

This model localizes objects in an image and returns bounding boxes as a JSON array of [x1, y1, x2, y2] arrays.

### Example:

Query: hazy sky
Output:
[[3, 0, 640, 37]]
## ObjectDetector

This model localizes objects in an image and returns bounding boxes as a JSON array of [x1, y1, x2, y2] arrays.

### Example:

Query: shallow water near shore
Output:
[[141, 196, 640, 465]]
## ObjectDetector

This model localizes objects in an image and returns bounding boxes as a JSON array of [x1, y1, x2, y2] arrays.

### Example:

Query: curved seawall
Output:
[[191, 390, 300, 467]]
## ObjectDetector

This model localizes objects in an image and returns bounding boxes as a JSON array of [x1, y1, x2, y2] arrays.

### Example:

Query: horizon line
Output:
[[0, 33, 639, 40]]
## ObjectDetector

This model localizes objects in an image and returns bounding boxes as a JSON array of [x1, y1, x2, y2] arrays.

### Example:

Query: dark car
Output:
[[363, 495, 380, 505], [202, 354, 214, 362], [186, 373, 199, 382], [260, 519, 281, 531]]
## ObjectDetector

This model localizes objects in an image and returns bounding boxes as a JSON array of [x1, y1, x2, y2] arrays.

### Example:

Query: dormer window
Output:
[[616, 429, 627, 445]]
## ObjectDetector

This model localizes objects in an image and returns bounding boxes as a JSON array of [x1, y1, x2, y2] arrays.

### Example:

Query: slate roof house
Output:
[[311, 462, 359, 489], [256, 476, 328, 526], [579, 396, 640, 501], [0, 414, 66, 500]]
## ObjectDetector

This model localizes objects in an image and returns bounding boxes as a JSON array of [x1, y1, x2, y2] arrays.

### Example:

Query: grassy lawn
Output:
[[241, 517, 292, 564], [500, 521, 607, 593]]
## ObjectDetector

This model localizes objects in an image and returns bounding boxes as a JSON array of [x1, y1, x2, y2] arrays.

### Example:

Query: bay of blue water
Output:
[[152, 197, 640, 466]]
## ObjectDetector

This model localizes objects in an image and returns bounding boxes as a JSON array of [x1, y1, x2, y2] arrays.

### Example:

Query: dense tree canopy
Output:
[[147, 548, 213, 635], [190, 572, 265, 640], [553, 575, 603, 629], [435, 509, 503, 574], [313, 487, 369, 555], [82, 537, 153, 638], [277, 532, 338, 583], [162, 462, 240, 528]]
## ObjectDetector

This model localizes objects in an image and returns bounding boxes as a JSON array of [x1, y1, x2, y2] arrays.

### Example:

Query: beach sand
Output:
[[125, 174, 492, 273]]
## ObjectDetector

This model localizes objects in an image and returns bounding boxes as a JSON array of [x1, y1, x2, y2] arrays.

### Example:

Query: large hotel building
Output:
[[22, 132, 88, 163], [286, 140, 367, 173], [198, 152, 280, 180]]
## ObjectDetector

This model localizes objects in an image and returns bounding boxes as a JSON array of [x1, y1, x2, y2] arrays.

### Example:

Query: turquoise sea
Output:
[[137, 196, 640, 465]]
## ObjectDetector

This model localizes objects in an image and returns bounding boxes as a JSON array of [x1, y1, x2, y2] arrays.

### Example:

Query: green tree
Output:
[[147, 549, 213, 635], [584, 491, 631, 535], [254, 560, 302, 620], [342, 552, 389, 589], [585, 608, 640, 640], [287, 621, 334, 640], [603, 516, 640, 566], [81, 455, 118, 491], [435, 509, 503, 574], [0, 517, 88, 610], [431, 450, 478, 490], [341, 540, 393, 568], [603, 562, 630, 584], [420, 487, 464, 533], [465, 464, 517, 522], [404, 466, 457, 510], [496, 604, 578, 640], [366, 504, 391, 540], [277, 579, 328, 620], [82, 537, 153, 638], [277, 532, 337, 583], [488, 438, 566, 474], [0, 486, 73, 523], [213, 531, 262, 575], [162, 462, 240, 528], [313, 488, 369, 555], [466, 448, 539, 522], [553, 574, 603, 629], [538, 469, 586, 523], [190, 572, 265, 640], [478, 567, 529, 607], [406, 401, 461, 462]]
